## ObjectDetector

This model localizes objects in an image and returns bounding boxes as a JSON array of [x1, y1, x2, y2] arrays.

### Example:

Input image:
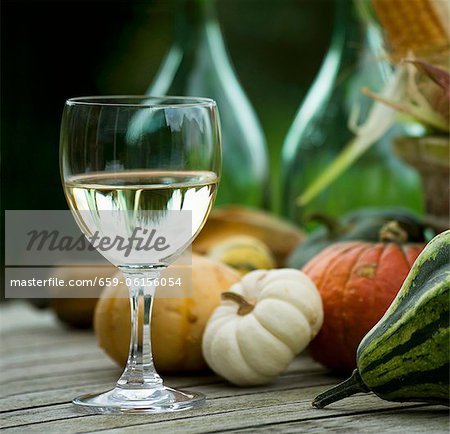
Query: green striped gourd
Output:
[[312, 230, 450, 408]]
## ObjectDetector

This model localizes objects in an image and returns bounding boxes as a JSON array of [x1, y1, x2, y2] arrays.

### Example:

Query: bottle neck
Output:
[[329, 0, 362, 62], [174, 0, 218, 51], [326, 0, 389, 84]]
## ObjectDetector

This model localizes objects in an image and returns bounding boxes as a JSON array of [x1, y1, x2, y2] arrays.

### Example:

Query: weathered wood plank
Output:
[[236, 407, 450, 434], [0, 382, 439, 429], [0, 368, 120, 398], [1, 389, 445, 433], [0, 384, 339, 429], [1, 302, 448, 433], [0, 336, 96, 355], [0, 351, 320, 382], [0, 343, 106, 368], [0, 344, 326, 395], [0, 369, 335, 413], [0, 357, 117, 385], [0, 369, 212, 398]]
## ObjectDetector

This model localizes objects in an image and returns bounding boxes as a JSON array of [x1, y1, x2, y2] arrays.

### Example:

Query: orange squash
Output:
[[303, 222, 424, 372], [94, 254, 240, 372]]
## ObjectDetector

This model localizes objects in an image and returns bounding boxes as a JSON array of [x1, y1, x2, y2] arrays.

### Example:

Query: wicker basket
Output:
[[394, 136, 449, 230]]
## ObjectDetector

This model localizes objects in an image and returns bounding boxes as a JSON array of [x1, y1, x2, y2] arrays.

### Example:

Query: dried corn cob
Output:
[[372, 0, 449, 59]]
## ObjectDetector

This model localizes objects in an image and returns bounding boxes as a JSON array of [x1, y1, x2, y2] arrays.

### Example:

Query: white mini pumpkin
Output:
[[202, 268, 323, 386]]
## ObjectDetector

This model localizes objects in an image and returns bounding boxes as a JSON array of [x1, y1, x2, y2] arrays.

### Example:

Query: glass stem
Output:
[[116, 270, 164, 389]]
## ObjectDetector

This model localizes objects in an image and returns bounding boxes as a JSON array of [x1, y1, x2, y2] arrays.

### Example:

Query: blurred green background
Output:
[[1, 0, 333, 212]]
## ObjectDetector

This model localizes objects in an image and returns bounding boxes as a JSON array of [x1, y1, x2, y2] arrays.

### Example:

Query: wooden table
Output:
[[1, 302, 448, 433]]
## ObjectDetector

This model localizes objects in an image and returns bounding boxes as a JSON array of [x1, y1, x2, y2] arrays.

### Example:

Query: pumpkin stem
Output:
[[221, 291, 255, 315], [305, 213, 342, 237], [379, 220, 408, 243], [312, 369, 370, 409]]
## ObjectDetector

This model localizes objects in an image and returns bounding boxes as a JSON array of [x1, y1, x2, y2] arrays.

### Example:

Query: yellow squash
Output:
[[94, 254, 240, 372]]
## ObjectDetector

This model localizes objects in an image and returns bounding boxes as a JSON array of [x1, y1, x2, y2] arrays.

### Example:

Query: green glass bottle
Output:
[[147, 0, 268, 207], [281, 0, 423, 224]]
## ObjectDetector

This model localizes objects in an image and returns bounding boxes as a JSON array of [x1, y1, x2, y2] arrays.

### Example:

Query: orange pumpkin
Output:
[[303, 224, 424, 372]]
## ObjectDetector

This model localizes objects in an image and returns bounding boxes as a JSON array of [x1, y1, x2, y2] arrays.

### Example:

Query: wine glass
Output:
[[59, 96, 221, 413]]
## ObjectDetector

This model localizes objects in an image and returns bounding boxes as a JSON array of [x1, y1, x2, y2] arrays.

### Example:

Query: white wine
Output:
[[64, 170, 218, 267]]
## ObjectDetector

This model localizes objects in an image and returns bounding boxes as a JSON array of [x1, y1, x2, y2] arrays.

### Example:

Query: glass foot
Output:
[[73, 385, 205, 414]]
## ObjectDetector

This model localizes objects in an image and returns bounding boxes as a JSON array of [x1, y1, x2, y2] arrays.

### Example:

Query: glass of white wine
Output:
[[60, 96, 221, 413]]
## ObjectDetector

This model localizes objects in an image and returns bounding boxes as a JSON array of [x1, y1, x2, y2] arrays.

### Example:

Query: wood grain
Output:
[[0, 302, 448, 433]]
